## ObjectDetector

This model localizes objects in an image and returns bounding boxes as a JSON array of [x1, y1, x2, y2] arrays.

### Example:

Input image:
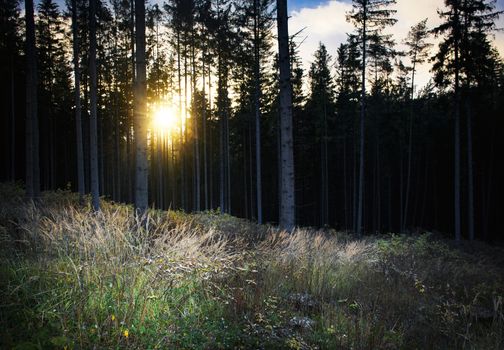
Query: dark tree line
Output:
[[0, 0, 503, 241]]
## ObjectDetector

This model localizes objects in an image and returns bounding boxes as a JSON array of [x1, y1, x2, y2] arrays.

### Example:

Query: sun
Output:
[[152, 105, 178, 134]]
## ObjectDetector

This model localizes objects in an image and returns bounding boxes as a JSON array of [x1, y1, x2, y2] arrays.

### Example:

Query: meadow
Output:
[[1, 183, 503, 349]]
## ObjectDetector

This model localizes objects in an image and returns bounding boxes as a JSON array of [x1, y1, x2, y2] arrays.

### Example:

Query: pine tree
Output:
[[347, 0, 397, 234], [305, 43, 337, 226], [0, 0, 22, 181], [402, 18, 431, 231], [432, 0, 501, 241], [37, 0, 72, 190]]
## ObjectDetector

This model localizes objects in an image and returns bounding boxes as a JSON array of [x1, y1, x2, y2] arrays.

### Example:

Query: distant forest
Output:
[[0, 0, 503, 241]]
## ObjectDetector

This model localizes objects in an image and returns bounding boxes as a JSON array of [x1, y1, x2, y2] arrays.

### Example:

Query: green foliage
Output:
[[0, 184, 503, 349]]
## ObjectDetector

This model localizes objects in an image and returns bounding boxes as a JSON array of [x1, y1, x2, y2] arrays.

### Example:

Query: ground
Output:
[[0, 182, 503, 349]]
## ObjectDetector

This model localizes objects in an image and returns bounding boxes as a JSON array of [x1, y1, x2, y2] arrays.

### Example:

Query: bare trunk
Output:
[[225, 108, 231, 213], [192, 41, 200, 212], [203, 57, 208, 210], [454, 6, 461, 242], [134, 0, 148, 212], [276, 0, 295, 230], [10, 56, 16, 181], [321, 101, 328, 226], [89, 0, 100, 211], [356, 3, 367, 235], [254, 0, 263, 224], [403, 60, 416, 231], [466, 99, 474, 240], [343, 137, 348, 230], [219, 56, 225, 213], [25, 0, 40, 200]]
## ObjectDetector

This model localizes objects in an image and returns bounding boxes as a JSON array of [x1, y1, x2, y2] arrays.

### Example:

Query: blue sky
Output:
[[290, 0, 347, 11], [288, 0, 504, 90]]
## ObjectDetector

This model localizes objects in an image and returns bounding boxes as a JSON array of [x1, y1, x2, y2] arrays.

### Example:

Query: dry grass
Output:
[[0, 182, 503, 349]]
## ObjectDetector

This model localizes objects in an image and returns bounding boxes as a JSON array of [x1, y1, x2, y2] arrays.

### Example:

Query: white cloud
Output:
[[289, 0, 504, 92]]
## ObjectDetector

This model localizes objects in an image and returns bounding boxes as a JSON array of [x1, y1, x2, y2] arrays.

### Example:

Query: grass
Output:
[[0, 182, 503, 349]]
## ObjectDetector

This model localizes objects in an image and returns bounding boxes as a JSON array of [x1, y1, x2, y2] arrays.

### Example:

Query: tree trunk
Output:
[[192, 40, 200, 212], [276, 0, 295, 230], [25, 0, 40, 200], [403, 60, 416, 232], [466, 99, 474, 240], [219, 66, 225, 212], [89, 0, 100, 211], [225, 108, 231, 213], [343, 137, 348, 230], [356, 2, 367, 235], [10, 55, 16, 181], [254, 0, 263, 224], [72, 0, 85, 204], [134, 0, 148, 212], [454, 5, 461, 242], [203, 56, 208, 210]]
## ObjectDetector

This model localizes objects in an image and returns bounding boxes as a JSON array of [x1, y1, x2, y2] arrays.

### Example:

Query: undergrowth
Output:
[[0, 182, 503, 349]]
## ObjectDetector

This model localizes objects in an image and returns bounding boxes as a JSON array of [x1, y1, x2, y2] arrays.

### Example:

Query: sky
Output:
[[288, 0, 504, 91], [49, 0, 504, 91]]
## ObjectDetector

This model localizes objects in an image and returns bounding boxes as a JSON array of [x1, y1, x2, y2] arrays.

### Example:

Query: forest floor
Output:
[[0, 183, 503, 349]]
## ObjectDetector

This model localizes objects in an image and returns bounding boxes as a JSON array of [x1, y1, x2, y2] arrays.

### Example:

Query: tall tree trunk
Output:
[[177, 32, 185, 210], [453, 4, 461, 242], [276, 0, 295, 230], [243, 129, 249, 219], [249, 123, 255, 218], [254, 0, 263, 224], [134, 0, 148, 212], [321, 101, 328, 226], [208, 68, 213, 209], [218, 48, 225, 213], [10, 55, 16, 181], [99, 112, 104, 194], [225, 108, 231, 213], [466, 99, 474, 240], [89, 0, 100, 211], [203, 56, 208, 210], [403, 59, 416, 232], [25, 0, 40, 200], [192, 40, 200, 212], [343, 136, 348, 230], [353, 132, 357, 231], [356, 2, 366, 235]]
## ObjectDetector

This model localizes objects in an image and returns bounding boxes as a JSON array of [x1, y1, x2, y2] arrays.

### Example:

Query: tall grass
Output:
[[0, 182, 503, 349]]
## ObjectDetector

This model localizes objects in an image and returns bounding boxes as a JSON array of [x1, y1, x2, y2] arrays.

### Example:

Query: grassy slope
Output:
[[0, 183, 503, 349]]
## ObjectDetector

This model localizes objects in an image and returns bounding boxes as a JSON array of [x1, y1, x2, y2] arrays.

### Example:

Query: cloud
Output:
[[289, 0, 504, 91]]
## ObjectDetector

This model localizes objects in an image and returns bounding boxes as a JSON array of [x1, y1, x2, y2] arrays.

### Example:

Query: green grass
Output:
[[0, 182, 503, 349]]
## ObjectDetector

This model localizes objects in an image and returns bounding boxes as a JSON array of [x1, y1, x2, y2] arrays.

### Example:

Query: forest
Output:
[[1, 0, 504, 348]]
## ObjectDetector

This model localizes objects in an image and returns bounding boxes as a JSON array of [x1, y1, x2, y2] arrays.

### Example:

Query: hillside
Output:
[[1, 183, 503, 349]]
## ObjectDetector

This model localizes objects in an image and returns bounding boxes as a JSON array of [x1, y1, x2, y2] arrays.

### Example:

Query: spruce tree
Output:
[[347, 0, 397, 234]]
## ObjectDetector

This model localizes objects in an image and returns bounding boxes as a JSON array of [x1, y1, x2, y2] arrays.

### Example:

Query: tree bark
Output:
[[403, 59, 416, 232], [202, 55, 208, 210], [25, 0, 40, 200], [89, 0, 100, 211], [254, 0, 263, 224], [276, 0, 295, 230], [10, 55, 16, 181], [466, 99, 474, 240], [454, 3, 461, 242], [356, 1, 367, 235], [72, 0, 84, 205], [134, 0, 148, 212]]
